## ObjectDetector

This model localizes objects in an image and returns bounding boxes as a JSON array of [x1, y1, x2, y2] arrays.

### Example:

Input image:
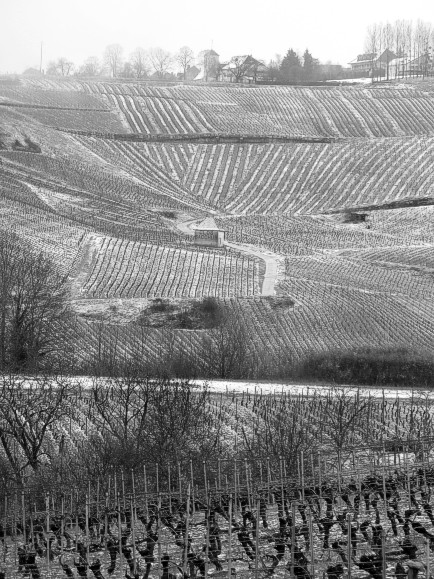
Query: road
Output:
[[175, 217, 280, 296]]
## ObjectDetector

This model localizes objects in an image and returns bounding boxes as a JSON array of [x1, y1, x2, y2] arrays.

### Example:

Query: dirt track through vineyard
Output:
[[175, 218, 281, 296]]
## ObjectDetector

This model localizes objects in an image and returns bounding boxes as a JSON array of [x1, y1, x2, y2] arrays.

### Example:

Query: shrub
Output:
[[294, 347, 434, 387], [148, 298, 175, 313], [24, 136, 42, 153]]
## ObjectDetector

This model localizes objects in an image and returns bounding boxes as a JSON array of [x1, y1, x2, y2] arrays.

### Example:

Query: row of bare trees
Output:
[[0, 372, 219, 489], [1, 370, 432, 499], [47, 45, 196, 80], [365, 20, 434, 81]]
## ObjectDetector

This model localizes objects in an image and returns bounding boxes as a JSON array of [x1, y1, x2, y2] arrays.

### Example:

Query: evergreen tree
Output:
[[280, 49, 302, 83], [303, 49, 319, 80]]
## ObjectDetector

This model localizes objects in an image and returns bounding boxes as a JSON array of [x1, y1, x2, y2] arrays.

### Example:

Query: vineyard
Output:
[[2, 379, 434, 578], [3, 79, 434, 139], [63, 137, 434, 215], [0, 76, 434, 374], [76, 236, 261, 299]]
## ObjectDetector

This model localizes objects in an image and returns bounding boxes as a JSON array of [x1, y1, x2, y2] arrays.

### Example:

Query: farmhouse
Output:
[[194, 217, 225, 247], [220, 55, 267, 83], [348, 49, 397, 77]]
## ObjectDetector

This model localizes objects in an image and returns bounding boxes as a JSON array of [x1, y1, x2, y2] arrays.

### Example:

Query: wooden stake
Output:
[[382, 444, 388, 519], [190, 460, 195, 515], [381, 528, 386, 579], [85, 494, 90, 562], [21, 491, 26, 545], [255, 499, 260, 579], [234, 459, 238, 517], [290, 502, 296, 579], [245, 459, 251, 510], [279, 456, 284, 516], [168, 465, 172, 514], [318, 451, 322, 498], [104, 492, 109, 571], [96, 478, 100, 527], [61, 495, 64, 558], [300, 451, 305, 502], [3, 495, 7, 563], [121, 470, 126, 510], [347, 513, 352, 579], [157, 495, 162, 579], [308, 507, 315, 579], [203, 461, 208, 497], [267, 457, 271, 504], [183, 485, 191, 577], [178, 462, 182, 500], [46, 493, 50, 570], [228, 496, 233, 579], [204, 494, 210, 579], [143, 465, 149, 520], [130, 496, 137, 575], [117, 493, 122, 570]]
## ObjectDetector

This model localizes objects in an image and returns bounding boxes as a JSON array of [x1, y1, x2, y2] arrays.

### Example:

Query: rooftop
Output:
[[194, 217, 222, 231]]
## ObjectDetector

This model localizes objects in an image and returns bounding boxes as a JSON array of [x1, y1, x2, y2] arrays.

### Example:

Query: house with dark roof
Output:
[[194, 217, 225, 247], [220, 55, 267, 83], [348, 49, 397, 76]]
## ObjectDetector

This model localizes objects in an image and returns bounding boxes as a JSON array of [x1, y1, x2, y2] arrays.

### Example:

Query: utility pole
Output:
[[39, 42, 43, 74]]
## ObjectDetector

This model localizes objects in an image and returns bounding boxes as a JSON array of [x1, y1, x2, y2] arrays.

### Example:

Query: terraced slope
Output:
[[7, 78, 434, 138]]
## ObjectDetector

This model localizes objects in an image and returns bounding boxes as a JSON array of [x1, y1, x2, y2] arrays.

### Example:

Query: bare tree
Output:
[[104, 43, 123, 77], [130, 47, 150, 79], [203, 306, 250, 378], [320, 387, 369, 461], [365, 23, 381, 82], [90, 369, 157, 448], [147, 379, 219, 469], [0, 374, 73, 483], [79, 56, 100, 77], [57, 57, 74, 76], [148, 47, 173, 79], [266, 55, 282, 82], [0, 231, 71, 371], [414, 20, 432, 77], [176, 46, 194, 80], [46, 61, 58, 76], [242, 401, 316, 470], [382, 22, 394, 80], [228, 55, 255, 83], [46, 58, 74, 76]]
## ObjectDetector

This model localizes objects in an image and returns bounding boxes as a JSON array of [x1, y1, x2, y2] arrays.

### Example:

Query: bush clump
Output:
[[295, 347, 434, 387], [148, 298, 175, 313]]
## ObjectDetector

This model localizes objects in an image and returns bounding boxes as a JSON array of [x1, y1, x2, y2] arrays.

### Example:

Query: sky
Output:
[[0, 0, 433, 74]]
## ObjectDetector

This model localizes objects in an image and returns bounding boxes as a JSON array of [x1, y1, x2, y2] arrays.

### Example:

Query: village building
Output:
[[220, 55, 267, 84], [349, 48, 433, 79], [348, 49, 397, 77], [194, 217, 225, 248], [194, 50, 220, 82]]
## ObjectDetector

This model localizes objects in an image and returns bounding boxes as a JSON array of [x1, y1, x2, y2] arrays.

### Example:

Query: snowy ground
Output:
[[13, 375, 432, 400], [192, 379, 432, 399]]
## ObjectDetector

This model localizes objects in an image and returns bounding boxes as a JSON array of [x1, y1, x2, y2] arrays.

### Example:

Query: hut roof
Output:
[[194, 217, 222, 231]]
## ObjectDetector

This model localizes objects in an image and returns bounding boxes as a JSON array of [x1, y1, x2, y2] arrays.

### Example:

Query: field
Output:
[[1, 76, 434, 375], [2, 74, 434, 579], [2, 378, 434, 578]]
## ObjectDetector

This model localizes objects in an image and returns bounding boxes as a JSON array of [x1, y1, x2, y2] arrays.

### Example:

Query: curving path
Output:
[[175, 217, 280, 296]]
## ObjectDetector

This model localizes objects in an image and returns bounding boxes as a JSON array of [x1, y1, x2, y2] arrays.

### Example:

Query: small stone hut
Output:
[[194, 217, 225, 248]]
